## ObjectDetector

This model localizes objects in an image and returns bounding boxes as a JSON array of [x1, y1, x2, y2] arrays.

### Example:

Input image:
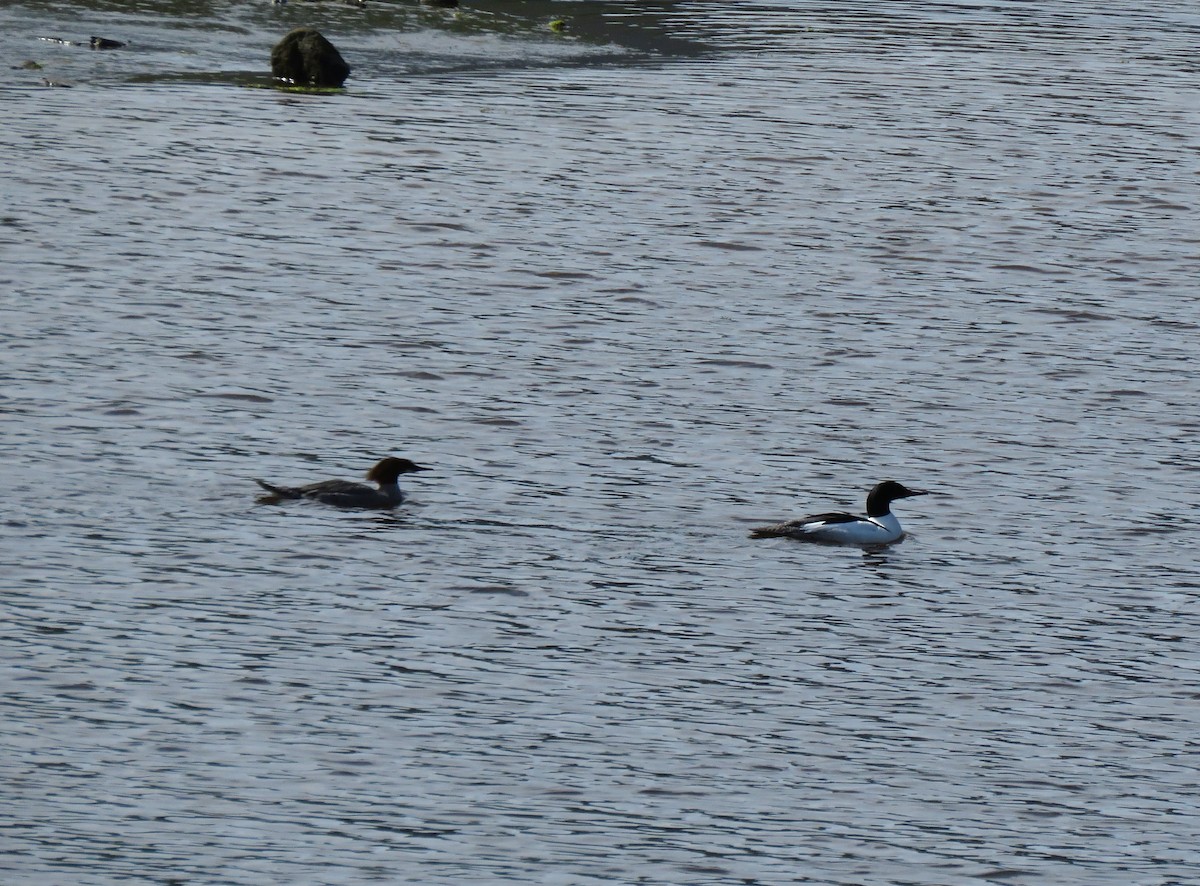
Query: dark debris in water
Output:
[[257, 82, 348, 95], [123, 70, 347, 94], [36, 35, 125, 49], [22, 1, 711, 94]]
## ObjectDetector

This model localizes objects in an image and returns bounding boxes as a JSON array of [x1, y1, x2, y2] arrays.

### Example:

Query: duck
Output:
[[749, 480, 928, 545], [255, 457, 429, 509]]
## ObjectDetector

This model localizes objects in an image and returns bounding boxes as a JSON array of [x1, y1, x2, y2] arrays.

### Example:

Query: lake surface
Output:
[[4, 1, 1200, 883]]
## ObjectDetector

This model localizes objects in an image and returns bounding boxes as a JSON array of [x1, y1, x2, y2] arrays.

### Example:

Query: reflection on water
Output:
[[4, 1, 1200, 884]]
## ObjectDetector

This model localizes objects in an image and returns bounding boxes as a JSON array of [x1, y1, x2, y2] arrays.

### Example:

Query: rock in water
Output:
[[270, 28, 350, 88]]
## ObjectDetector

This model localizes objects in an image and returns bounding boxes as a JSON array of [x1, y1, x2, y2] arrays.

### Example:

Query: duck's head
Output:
[[866, 480, 929, 515], [367, 457, 431, 484]]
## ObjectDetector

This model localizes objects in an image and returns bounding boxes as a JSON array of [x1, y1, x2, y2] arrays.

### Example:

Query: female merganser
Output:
[[749, 480, 929, 545], [255, 457, 429, 509]]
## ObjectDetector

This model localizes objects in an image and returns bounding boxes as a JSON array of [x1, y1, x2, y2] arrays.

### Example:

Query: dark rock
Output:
[[270, 28, 350, 88], [423, 0, 459, 8], [90, 36, 125, 49]]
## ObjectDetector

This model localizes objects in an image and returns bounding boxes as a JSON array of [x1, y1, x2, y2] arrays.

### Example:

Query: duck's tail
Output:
[[749, 523, 794, 539], [254, 479, 301, 505]]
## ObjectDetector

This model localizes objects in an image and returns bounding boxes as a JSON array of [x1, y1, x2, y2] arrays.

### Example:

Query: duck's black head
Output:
[[865, 480, 928, 516], [367, 457, 431, 484]]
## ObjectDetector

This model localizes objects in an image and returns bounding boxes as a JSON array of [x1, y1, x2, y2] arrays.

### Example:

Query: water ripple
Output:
[[5, 1, 1200, 884]]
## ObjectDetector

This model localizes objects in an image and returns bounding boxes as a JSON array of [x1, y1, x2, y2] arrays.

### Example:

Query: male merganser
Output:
[[749, 480, 929, 545], [255, 457, 429, 509]]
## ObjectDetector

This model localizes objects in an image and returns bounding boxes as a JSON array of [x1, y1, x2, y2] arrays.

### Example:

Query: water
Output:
[[4, 1, 1200, 883]]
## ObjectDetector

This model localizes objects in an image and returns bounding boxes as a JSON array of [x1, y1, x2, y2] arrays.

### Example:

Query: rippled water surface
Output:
[[5, 1, 1200, 883]]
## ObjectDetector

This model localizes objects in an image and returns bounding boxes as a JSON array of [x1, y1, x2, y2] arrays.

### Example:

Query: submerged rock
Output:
[[270, 28, 350, 88]]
